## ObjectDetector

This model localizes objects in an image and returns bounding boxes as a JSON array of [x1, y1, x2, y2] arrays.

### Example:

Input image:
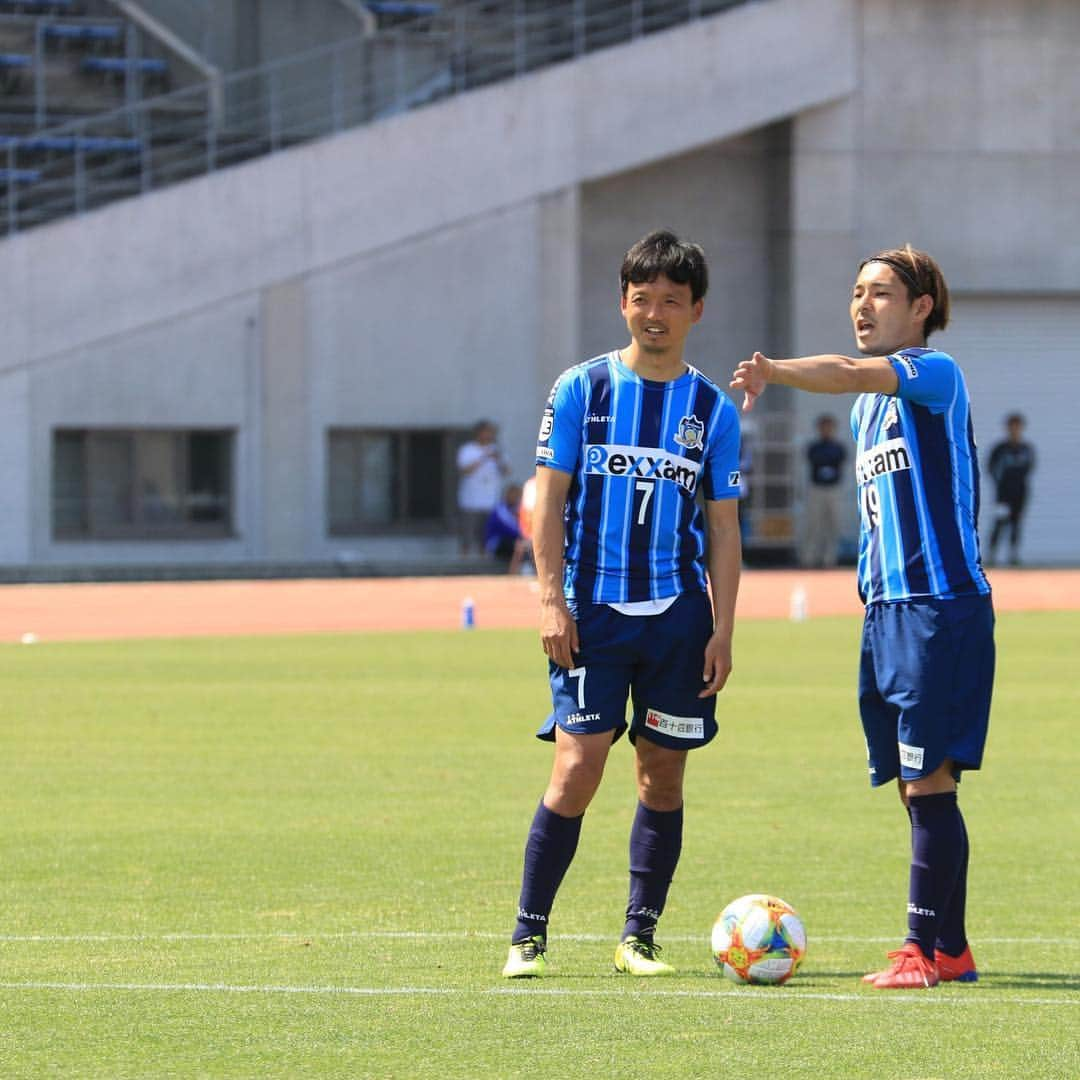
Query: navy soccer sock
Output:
[[934, 806, 970, 957], [512, 801, 583, 943], [905, 791, 965, 960], [622, 802, 683, 942]]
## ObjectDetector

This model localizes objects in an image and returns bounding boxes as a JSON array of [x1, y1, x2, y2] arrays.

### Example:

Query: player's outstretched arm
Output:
[[700, 498, 740, 698], [532, 465, 578, 670], [731, 351, 898, 410]]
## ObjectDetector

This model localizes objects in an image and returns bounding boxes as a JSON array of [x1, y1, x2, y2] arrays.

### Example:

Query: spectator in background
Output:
[[485, 482, 530, 573], [457, 419, 509, 556], [801, 414, 847, 568], [987, 413, 1035, 567]]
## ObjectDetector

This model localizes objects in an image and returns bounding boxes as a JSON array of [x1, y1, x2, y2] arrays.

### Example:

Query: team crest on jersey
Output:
[[883, 399, 900, 430], [673, 415, 705, 451]]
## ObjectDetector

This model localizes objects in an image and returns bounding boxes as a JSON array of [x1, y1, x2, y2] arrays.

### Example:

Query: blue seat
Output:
[[365, 2, 440, 15], [0, 167, 41, 183], [0, 54, 32, 69], [0, 133, 141, 152], [81, 56, 167, 76], [0, 0, 78, 12], [44, 24, 123, 43]]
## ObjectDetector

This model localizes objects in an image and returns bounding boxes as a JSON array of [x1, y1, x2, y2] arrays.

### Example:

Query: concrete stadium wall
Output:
[[0, 0, 853, 570], [1, 0, 1076, 573]]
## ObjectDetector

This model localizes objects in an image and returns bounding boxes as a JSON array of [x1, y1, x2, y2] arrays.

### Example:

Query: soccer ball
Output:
[[711, 893, 806, 985]]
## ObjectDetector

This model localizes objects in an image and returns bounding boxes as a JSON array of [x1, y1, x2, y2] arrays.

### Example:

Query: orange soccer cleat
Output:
[[866, 942, 940, 989], [934, 944, 978, 983]]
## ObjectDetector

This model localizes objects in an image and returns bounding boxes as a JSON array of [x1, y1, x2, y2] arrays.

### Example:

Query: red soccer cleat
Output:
[[867, 942, 940, 989], [935, 944, 978, 983]]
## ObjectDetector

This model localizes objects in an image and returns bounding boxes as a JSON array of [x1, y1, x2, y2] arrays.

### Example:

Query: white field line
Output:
[[0, 981, 1075, 1008], [0, 930, 1075, 946]]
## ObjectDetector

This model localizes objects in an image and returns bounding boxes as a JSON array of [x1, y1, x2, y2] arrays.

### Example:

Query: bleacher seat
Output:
[[364, 2, 440, 16], [43, 24, 123, 45], [80, 56, 167, 77], [0, 0, 80, 13], [0, 166, 41, 183], [0, 133, 141, 152], [0, 52, 31, 92]]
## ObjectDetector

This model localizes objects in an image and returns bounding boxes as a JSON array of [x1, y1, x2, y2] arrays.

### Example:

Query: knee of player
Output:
[[546, 758, 606, 812], [635, 766, 686, 812]]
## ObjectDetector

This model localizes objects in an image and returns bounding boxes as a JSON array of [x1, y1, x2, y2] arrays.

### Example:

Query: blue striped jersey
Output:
[[850, 347, 990, 605], [536, 351, 741, 605]]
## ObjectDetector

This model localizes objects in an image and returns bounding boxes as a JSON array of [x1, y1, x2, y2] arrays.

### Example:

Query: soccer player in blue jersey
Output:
[[731, 245, 993, 989], [501, 230, 743, 978]]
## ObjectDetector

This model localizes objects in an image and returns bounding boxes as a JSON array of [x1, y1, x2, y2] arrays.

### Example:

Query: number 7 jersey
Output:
[[851, 347, 991, 605], [536, 351, 741, 605]]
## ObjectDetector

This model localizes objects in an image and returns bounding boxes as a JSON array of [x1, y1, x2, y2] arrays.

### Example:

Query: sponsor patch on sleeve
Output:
[[897, 355, 919, 380]]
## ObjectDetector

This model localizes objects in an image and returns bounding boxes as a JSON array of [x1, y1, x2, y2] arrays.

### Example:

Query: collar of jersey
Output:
[[610, 351, 696, 389]]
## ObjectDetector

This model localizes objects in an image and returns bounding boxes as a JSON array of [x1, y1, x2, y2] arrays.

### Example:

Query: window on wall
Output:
[[52, 429, 234, 539], [327, 428, 462, 535]]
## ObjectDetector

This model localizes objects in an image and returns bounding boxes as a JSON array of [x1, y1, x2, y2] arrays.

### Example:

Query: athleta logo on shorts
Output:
[[644, 708, 704, 740], [585, 444, 701, 495], [856, 437, 912, 486], [566, 712, 600, 725], [898, 741, 925, 770]]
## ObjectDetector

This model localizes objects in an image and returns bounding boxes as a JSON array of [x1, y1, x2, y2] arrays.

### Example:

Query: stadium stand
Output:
[[1, 0, 750, 235], [0, 0, 81, 12]]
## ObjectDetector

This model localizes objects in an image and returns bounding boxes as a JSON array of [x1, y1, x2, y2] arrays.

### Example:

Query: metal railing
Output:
[[1, 0, 753, 235]]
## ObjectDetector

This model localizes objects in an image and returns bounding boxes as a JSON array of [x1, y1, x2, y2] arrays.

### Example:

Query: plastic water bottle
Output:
[[789, 584, 808, 622], [461, 596, 475, 629]]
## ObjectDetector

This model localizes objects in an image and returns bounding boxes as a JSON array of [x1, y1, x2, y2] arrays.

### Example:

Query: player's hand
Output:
[[730, 351, 772, 413], [698, 631, 733, 697], [540, 598, 579, 670]]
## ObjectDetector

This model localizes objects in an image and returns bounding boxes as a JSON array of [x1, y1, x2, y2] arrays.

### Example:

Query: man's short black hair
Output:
[[620, 229, 709, 303]]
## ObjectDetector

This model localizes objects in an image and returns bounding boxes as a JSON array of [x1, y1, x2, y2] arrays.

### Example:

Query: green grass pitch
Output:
[[1, 610, 1077, 1078]]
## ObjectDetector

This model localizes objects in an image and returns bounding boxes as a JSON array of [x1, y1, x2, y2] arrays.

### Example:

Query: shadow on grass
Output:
[[979, 972, 1080, 992], [496, 966, 1080, 995]]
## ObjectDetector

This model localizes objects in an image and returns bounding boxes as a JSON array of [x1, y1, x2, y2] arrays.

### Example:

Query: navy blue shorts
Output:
[[538, 591, 718, 751], [859, 594, 995, 787]]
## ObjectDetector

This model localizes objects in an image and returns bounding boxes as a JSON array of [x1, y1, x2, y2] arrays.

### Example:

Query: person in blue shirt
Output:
[[801, 414, 847, 568], [731, 245, 994, 990], [502, 230, 743, 979], [987, 413, 1036, 566]]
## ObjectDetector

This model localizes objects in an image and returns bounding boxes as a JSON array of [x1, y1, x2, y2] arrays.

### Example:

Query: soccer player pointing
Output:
[[503, 230, 742, 978], [731, 246, 994, 989]]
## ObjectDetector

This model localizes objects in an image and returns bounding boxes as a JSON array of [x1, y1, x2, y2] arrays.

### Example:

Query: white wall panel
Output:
[[937, 296, 1080, 565]]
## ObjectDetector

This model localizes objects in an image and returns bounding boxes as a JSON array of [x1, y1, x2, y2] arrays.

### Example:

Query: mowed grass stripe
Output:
[[1, 930, 1076, 945], [1, 981, 1076, 1008]]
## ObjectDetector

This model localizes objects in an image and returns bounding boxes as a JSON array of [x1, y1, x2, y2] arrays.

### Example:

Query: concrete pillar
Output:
[[259, 278, 310, 560]]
